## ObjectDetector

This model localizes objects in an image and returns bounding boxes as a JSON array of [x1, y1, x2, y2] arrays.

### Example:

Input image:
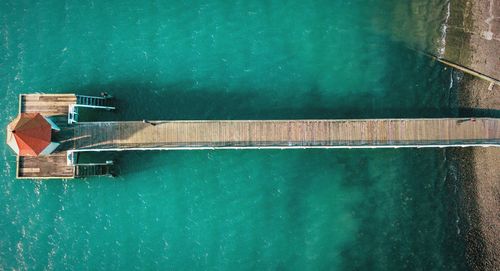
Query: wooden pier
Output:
[[71, 119, 499, 151], [8, 94, 500, 179]]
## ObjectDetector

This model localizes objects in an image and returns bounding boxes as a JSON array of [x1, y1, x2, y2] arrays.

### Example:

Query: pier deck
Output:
[[19, 93, 76, 116], [71, 118, 500, 151]]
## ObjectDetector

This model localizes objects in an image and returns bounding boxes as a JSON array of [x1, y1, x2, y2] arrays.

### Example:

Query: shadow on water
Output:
[[459, 108, 500, 118], [69, 80, 465, 121]]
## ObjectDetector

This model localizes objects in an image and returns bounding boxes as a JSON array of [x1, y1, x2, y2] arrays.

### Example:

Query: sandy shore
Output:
[[445, 0, 499, 270]]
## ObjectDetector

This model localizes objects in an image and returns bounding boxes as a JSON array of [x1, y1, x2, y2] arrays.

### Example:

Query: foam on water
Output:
[[438, 0, 451, 57]]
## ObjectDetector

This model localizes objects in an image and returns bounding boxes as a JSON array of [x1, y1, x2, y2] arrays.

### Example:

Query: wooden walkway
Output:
[[71, 119, 500, 151]]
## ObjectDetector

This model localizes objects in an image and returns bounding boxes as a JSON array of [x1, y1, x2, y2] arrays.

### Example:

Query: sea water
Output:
[[0, 0, 467, 270]]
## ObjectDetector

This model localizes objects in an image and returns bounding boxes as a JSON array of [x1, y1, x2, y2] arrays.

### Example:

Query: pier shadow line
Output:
[[458, 108, 500, 118], [70, 80, 467, 121]]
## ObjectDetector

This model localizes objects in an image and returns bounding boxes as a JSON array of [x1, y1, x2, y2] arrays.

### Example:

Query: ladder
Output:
[[75, 161, 115, 178], [75, 95, 115, 109], [68, 94, 115, 124]]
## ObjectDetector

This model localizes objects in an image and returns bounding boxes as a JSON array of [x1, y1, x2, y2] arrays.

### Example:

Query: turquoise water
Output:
[[1, 0, 468, 270]]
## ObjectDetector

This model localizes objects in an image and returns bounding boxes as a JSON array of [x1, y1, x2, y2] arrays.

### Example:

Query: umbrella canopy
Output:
[[6, 113, 52, 156]]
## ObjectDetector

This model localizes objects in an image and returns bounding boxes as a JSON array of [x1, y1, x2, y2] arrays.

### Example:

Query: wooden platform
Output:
[[17, 153, 74, 179], [71, 118, 500, 151], [19, 93, 76, 115], [16, 94, 77, 179]]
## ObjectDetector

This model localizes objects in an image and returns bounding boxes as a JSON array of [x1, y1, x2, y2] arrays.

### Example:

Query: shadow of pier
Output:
[[65, 79, 482, 122]]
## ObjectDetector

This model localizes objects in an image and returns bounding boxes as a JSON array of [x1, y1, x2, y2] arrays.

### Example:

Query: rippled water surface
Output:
[[0, 0, 468, 270]]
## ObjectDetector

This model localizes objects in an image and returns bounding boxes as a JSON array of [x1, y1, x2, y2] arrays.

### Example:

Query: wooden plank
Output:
[[70, 118, 499, 150], [20, 94, 76, 116], [17, 155, 75, 179]]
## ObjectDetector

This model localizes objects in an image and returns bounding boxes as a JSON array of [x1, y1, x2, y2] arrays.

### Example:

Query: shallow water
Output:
[[0, 0, 468, 270]]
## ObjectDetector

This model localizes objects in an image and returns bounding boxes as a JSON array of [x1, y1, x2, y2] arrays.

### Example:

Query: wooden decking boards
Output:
[[19, 94, 76, 116], [17, 153, 74, 179], [70, 119, 500, 151], [10, 93, 500, 179]]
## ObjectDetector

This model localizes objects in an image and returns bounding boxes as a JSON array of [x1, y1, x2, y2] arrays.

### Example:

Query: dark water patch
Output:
[[339, 149, 467, 270]]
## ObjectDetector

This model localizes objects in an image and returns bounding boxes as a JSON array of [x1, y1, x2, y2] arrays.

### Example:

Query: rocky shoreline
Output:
[[445, 0, 499, 270], [449, 147, 499, 270]]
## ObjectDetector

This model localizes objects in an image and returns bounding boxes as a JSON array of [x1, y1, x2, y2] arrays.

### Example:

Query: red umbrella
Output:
[[6, 113, 52, 156]]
